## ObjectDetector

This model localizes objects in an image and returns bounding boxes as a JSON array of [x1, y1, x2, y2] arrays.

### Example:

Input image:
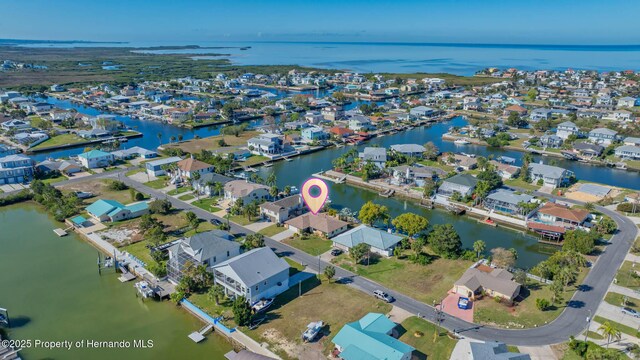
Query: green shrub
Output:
[[535, 298, 550, 311]]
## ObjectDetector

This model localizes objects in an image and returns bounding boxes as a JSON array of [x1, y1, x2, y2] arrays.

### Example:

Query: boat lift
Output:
[[0, 307, 10, 327]]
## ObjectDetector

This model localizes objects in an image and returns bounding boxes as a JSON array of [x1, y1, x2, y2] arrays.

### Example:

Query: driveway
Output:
[[441, 292, 474, 323], [271, 229, 295, 242], [596, 301, 640, 329], [244, 220, 275, 232]]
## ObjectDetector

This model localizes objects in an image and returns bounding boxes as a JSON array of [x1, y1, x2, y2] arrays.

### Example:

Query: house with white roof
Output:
[[528, 162, 573, 188], [224, 180, 270, 204], [390, 144, 426, 158], [145, 156, 181, 177], [615, 145, 640, 160]]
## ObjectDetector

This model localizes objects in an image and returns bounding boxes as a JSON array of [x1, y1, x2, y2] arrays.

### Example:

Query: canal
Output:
[[0, 204, 232, 360]]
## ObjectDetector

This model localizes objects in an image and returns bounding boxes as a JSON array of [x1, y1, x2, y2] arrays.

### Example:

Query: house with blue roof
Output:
[[77, 149, 114, 169], [331, 225, 403, 257], [332, 313, 414, 360], [86, 199, 149, 222]]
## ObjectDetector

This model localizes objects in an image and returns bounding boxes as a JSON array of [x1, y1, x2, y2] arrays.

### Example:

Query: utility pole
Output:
[[584, 309, 592, 342]]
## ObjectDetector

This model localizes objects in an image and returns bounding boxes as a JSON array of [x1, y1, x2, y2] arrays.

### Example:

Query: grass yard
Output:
[[30, 133, 87, 150], [167, 187, 190, 195], [178, 193, 195, 201], [162, 131, 259, 153], [125, 167, 145, 176], [191, 197, 222, 213], [586, 331, 604, 340], [258, 224, 287, 237], [474, 269, 589, 328], [615, 261, 640, 290], [332, 251, 471, 305], [120, 240, 154, 265], [417, 159, 455, 172], [59, 179, 133, 205], [284, 257, 305, 276], [504, 178, 540, 191], [239, 155, 269, 167], [398, 316, 458, 360], [40, 174, 67, 184], [593, 316, 640, 338], [244, 277, 392, 360], [605, 292, 640, 311], [144, 176, 169, 189], [283, 234, 332, 256], [188, 291, 236, 327], [229, 214, 256, 226]]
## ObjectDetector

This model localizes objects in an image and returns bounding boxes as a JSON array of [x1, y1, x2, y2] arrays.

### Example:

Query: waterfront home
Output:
[[528, 162, 573, 188], [359, 147, 387, 169], [539, 134, 563, 149], [283, 121, 308, 131], [453, 264, 521, 301], [483, 189, 535, 217], [78, 128, 112, 139], [615, 145, 640, 160], [530, 108, 552, 121], [332, 313, 414, 360], [390, 165, 445, 185], [145, 156, 181, 177], [503, 104, 528, 117], [588, 128, 618, 145], [329, 126, 354, 138], [301, 126, 329, 142], [612, 109, 633, 122], [0, 154, 35, 184], [0, 144, 19, 157], [448, 153, 478, 171], [260, 195, 305, 224], [437, 173, 478, 199], [77, 149, 115, 169], [489, 160, 520, 179], [469, 341, 531, 360], [556, 121, 580, 140], [177, 156, 214, 179], [247, 133, 284, 155], [322, 106, 344, 121], [224, 180, 270, 204], [463, 96, 481, 111], [167, 230, 241, 283], [86, 199, 149, 222], [624, 137, 640, 146], [285, 213, 349, 238], [332, 225, 403, 257], [390, 144, 426, 158], [409, 105, 434, 119], [348, 116, 374, 131], [535, 202, 590, 229], [573, 142, 604, 158], [212, 247, 289, 303], [110, 146, 157, 160], [1, 119, 30, 131], [35, 159, 81, 176], [304, 111, 324, 124], [192, 173, 233, 197], [617, 96, 637, 108]]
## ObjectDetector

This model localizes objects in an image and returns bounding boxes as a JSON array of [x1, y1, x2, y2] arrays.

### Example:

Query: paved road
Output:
[[37, 171, 635, 346]]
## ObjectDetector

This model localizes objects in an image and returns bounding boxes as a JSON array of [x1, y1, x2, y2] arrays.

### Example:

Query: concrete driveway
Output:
[[596, 301, 640, 329], [271, 229, 294, 242]]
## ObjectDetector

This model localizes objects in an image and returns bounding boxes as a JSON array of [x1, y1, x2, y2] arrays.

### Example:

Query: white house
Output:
[[615, 145, 640, 160], [588, 128, 618, 145], [359, 147, 387, 169], [77, 149, 115, 169], [176, 157, 214, 179], [556, 121, 580, 140], [528, 162, 573, 188], [224, 180, 270, 204]]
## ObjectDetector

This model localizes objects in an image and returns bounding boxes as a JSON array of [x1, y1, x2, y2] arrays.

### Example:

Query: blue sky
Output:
[[1, 0, 639, 44]]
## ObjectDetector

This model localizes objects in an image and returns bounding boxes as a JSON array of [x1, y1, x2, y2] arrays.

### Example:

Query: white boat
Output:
[[289, 186, 299, 195], [263, 162, 273, 168], [302, 321, 324, 342], [251, 298, 274, 313], [135, 281, 155, 298], [454, 139, 470, 145]]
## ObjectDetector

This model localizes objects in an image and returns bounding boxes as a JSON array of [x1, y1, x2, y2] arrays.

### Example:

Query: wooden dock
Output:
[[53, 228, 68, 236]]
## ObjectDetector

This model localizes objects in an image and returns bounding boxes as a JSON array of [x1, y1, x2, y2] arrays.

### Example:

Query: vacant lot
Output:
[[615, 261, 640, 290], [283, 234, 332, 256], [59, 178, 133, 205], [162, 131, 259, 154], [398, 316, 457, 360], [30, 133, 88, 150]]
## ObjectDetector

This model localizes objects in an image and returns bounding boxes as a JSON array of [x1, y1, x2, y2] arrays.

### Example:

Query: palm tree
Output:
[[598, 321, 621, 348], [157, 132, 163, 145], [170, 136, 176, 143], [208, 285, 225, 306], [283, 185, 291, 196], [473, 240, 486, 259], [213, 182, 224, 197], [584, 202, 595, 212], [177, 134, 183, 142], [266, 172, 277, 187], [269, 185, 279, 199]]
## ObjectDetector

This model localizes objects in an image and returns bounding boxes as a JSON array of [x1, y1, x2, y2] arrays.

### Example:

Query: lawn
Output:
[[30, 133, 87, 150], [229, 214, 256, 226], [331, 250, 471, 305], [178, 193, 195, 201], [615, 261, 640, 290], [504, 178, 540, 191], [593, 316, 640, 338], [283, 234, 332, 256], [40, 174, 67, 184], [605, 292, 640, 311], [258, 224, 287, 237], [144, 176, 169, 189], [188, 291, 236, 327], [162, 131, 260, 153], [284, 257, 305, 276], [244, 277, 392, 360], [586, 331, 604, 340], [398, 316, 458, 360], [474, 269, 589, 328], [239, 155, 269, 167], [125, 167, 145, 177], [120, 240, 154, 265], [417, 159, 455, 172], [191, 197, 222, 213], [167, 187, 190, 195], [59, 179, 133, 205]]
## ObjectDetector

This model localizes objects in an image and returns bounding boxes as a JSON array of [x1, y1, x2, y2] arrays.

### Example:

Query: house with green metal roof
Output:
[[86, 199, 149, 222], [332, 313, 414, 360], [77, 149, 114, 169], [331, 225, 403, 257]]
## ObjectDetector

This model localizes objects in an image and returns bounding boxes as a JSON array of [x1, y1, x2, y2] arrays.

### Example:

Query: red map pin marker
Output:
[[301, 178, 329, 215]]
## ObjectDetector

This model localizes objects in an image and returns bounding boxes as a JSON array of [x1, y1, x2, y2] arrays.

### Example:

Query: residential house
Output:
[[260, 195, 305, 223], [145, 156, 181, 177], [329, 127, 354, 138], [617, 96, 637, 108], [573, 142, 604, 158], [177, 157, 214, 179], [469, 342, 531, 360], [528, 162, 573, 188], [301, 127, 329, 142], [167, 230, 241, 283], [489, 160, 520, 179], [449, 154, 478, 171], [247, 133, 284, 155], [223, 180, 270, 204], [77, 149, 115, 169], [530, 108, 552, 122], [624, 137, 640, 146], [332, 225, 403, 257], [390, 165, 446, 186], [0, 154, 35, 184], [437, 173, 478, 198], [359, 147, 387, 169], [192, 173, 234, 197], [463, 96, 481, 111], [1, 119, 31, 131], [615, 145, 640, 160], [0, 144, 19, 157], [35, 159, 81, 176], [556, 121, 580, 140], [539, 134, 563, 149], [612, 110, 633, 122], [453, 264, 521, 301], [409, 106, 434, 118], [348, 116, 374, 131], [332, 313, 414, 360], [390, 144, 426, 158], [483, 189, 535, 216], [110, 146, 157, 160], [285, 213, 349, 238], [588, 128, 618, 145], [212, 247, 289, 303], [534, 202, 590, 229], [304, 111, 324, 124], [322, 106, 344, 121], [86, 199, 149, 222]]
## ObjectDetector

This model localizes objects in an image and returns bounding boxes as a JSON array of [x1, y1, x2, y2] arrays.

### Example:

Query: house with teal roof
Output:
[[331, 225, 403, 257], [77, 149, 114, 169], [332, 313, 414, 360], [86, 199, 149, 222]]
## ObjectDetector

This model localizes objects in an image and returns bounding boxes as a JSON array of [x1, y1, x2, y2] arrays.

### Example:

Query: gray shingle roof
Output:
[[170, 230, 239, 263], [443, 173, 478, 188], [213, 247, 289, 288], [332, 225, 403, 250]]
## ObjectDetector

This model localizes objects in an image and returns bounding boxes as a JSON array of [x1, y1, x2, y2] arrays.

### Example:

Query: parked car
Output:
[[209, 219, 222, 226], [330, 248, 342, 256], [621, 307, 640, 318], [373, 290, 394, 303]]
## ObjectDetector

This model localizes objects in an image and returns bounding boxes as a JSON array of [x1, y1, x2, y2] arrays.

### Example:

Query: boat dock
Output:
[[118, 265, 136, 282], [53, 227, 70, 236], [312, 171, 345, 184], [188, 324, 214, 343]]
